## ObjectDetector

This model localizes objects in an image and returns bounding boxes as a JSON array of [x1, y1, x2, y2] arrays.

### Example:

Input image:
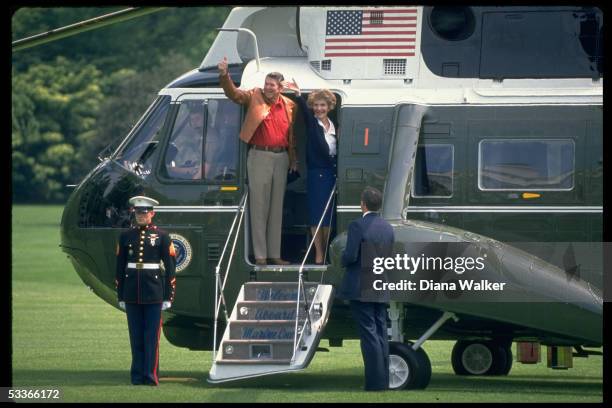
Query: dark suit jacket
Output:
[[339, 212, 394, 302]]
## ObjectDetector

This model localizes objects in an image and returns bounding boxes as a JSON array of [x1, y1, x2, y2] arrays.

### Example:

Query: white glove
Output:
[[119, 301, 126, 310], [162, 301, 172, 311]]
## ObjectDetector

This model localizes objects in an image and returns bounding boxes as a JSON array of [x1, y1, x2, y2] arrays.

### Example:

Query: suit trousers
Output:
[[350, 300, 390, 390], [125, 303, 163, 385], [247, 148, 289, 260]]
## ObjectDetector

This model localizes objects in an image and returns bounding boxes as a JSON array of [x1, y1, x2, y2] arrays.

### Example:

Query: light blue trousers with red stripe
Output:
[[125, 303, 163, 385]]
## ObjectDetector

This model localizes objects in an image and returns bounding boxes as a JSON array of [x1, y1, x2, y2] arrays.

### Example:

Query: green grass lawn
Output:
[[11, 205, 603, 402]]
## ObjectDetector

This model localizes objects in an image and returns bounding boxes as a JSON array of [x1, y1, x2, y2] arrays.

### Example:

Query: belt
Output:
[[250, 145, 287, 153], [127, 262, 160, 270]]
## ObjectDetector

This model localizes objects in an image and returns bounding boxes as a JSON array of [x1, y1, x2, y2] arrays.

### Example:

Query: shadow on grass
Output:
[[196, 370, 602, 397], [13, 368, 602, 397], [12, 368, 362, 391], [12, 369, 208, 387], [191, 368, 602, 395], [201, 369, 363, 391], [427, 373, 602, 395]]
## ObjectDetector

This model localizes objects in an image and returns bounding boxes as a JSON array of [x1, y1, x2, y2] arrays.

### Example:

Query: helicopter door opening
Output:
[[244, 92, 341, 266]]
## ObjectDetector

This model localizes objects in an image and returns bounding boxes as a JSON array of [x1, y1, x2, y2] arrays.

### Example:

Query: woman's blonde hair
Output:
[[307, 89, 336, 111]]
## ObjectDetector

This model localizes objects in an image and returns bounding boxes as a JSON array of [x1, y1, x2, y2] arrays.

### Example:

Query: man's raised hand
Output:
[[218, 57, 228, 76]]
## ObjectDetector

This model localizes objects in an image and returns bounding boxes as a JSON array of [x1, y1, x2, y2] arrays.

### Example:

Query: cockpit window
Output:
[[164, 98, 240, 182], [205, 99, 240, 182], [114, 95, 171, 178], [165, 100, 206, 180]]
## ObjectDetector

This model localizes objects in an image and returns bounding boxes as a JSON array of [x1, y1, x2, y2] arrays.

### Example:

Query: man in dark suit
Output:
[[339, 186, 394, 391]]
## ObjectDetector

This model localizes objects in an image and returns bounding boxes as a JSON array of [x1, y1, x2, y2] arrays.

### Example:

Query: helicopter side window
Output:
[[114, 95, 171, 179], [164, 99, 240, 182], [165, 100, 206, 180], [412, 144, 454, 197], [204, 99, 240, 182], [478, 139, 575, 191]]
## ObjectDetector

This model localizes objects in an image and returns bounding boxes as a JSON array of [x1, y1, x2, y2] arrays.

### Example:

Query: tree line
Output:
[[12, 7, 230, 202]]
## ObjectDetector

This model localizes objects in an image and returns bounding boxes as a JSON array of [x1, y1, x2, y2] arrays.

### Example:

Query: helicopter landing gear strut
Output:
[[387, 303, 459, 390]]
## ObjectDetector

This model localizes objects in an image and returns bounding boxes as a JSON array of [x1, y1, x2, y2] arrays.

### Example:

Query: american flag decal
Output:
[[325, 8, 417, 57]]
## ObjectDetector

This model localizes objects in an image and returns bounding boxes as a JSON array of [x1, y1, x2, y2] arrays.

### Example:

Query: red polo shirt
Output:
[[250, 95, 289, 147]]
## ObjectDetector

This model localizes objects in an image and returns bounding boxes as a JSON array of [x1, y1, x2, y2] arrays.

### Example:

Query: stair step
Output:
[[209, 283, 335, 382], [235, 301, 308, 321], [243, 282, 319, 301], [215, 358, 292, 365], [222, 339, 295, 343], [243, 282, 320, 287], [229, 320, 305, 340], [252, 265, 327, 272], [220, 339, 295, 360]]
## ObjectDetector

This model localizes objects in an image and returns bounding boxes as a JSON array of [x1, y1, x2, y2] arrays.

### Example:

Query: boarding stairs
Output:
[[208, 185, 337, 383]]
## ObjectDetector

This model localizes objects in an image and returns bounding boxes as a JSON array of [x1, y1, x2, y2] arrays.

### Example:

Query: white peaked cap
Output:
[[128, 195, 159, 208]]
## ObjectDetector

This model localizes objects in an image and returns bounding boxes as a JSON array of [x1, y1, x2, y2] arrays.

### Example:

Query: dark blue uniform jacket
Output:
[[115, 224, 176, 304]]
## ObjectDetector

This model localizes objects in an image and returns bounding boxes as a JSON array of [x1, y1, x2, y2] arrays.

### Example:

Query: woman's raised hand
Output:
[[281, 78, 301, 96]]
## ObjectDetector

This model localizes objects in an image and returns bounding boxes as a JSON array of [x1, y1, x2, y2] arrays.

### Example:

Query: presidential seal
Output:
[[170, 233, 193, 273]]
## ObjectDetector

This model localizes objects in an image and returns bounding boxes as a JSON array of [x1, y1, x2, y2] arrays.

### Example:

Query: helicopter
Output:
[[45, 6, 604, 389]]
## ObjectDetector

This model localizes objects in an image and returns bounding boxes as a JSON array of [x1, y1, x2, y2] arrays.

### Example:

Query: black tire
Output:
[[451, 341, 471, 375], [485, 341, 509, 375], [451, 340, 512, 376], [492, 342, 513, 376], [388, 341, 432, 390], [452, 340, 494, 375], [503, 344, 513, 375]]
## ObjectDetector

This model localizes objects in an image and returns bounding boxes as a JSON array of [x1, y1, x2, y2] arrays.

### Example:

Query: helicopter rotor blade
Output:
[[12, 7, 166, 52]]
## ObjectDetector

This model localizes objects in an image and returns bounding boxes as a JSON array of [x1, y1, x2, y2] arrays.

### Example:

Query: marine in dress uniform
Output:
[[115, 196, 177, 386]]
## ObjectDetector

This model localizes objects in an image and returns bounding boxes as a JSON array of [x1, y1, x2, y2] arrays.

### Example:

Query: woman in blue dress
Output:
[[283, 80, 337, 264]]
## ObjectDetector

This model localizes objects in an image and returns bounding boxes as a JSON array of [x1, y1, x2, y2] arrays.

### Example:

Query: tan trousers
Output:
[[247, 148, 289, 260]]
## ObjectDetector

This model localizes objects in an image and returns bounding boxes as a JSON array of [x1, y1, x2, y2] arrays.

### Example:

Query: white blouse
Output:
[[317, 118, 337, 156]]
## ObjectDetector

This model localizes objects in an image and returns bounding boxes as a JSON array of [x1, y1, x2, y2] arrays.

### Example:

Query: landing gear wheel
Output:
[[388, 341, 432, 390], [451, 340, 511, 376], [491, 342, 513, 376]]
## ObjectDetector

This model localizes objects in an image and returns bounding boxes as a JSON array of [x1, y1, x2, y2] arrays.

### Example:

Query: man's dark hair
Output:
[[361, 186, 383, 212], [266, 72, 285, 84]]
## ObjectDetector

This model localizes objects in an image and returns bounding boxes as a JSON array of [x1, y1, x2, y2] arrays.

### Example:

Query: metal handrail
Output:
[[291, 182, 337, 362], [213, 191, 248, 361], [320, 190, 337, 284], [215, 192, 248, 317]]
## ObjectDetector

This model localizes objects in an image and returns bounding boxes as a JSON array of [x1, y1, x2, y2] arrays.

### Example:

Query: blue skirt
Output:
[[307, 167, 336, 227]]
